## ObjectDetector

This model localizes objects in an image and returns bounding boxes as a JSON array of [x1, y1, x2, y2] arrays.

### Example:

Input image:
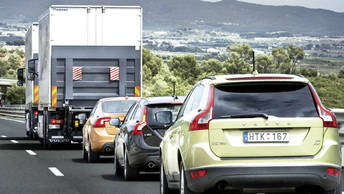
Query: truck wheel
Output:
[[88, 142, 99, 163], [124, 151, 138, 181], [161, 160, 174, 194], [180, 162, 197, 194], [114, 145, 123, 176], [26, 112, 33, 139], [42, 111, 51, 149]]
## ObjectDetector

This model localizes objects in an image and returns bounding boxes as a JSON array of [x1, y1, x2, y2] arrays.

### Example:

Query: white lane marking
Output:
[[48, 167, 64, 177], [0, 117, 25, 123], [25, 150, 37, 156], [10, 140, 19, 144], [1, 135, 7, 138]]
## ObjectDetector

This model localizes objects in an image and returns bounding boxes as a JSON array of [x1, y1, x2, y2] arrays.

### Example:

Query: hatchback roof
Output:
[[98, 97, 140, 103], [140, 96, 185, 105], [203, 74, 309, 85]]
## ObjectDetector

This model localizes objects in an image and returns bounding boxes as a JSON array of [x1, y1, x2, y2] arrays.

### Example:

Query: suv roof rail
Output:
[[202, 75, 216, 80]]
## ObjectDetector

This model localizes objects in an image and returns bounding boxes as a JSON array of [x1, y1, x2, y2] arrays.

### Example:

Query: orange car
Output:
[[82, 97, 139, 162]]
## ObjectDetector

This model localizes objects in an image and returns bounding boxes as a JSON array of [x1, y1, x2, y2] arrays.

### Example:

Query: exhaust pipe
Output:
[[104, 146, 112, 153], [147, 161, 156, 169]]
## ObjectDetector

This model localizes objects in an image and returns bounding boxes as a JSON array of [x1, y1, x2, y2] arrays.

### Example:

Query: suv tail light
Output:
[[308, 83, 338, 128], [93, 117, 111, 128], [190, 85, 214, 131], [131, 106, 147, 135]]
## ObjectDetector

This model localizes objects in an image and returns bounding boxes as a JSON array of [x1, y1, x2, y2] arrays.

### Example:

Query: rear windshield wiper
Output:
[[219, 113, 269, 120]]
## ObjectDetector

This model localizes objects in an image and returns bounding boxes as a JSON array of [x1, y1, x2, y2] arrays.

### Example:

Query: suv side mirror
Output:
[[28, 59, 36, 74], [17, 68, 24, 86], [155, 111, 173, 125], [109, 118, 121, 127]]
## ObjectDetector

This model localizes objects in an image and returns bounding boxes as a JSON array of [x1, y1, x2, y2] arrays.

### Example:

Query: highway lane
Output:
[[0, 116, 159, 194], [0, 116, 343, 194]]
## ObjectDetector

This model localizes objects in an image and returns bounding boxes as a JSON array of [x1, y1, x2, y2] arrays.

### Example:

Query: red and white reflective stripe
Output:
[[110, 67, 120, 81], [73, 67, 82, 80]]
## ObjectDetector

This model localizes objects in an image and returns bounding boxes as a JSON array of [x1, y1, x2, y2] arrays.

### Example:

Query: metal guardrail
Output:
[[0, 105, 25, 118]]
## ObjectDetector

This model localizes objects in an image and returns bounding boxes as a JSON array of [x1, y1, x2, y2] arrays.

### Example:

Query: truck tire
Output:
[[88, 142, 99, 163], [26, 112, 33, 139], [42, 111, 51, 149]]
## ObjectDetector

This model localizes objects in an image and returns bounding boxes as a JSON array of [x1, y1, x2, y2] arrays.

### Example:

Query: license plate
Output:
[[243, 131, 289, 143]]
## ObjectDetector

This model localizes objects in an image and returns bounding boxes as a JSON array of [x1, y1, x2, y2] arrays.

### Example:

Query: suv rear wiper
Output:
[[220, 113, 269, 120]]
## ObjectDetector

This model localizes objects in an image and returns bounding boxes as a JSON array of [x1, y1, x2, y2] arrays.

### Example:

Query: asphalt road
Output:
[[0, 116, 159, 194], [0, 116, 343, 194]]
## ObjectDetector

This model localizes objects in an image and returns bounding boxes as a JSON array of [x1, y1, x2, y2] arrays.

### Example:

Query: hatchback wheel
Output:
[[114, 146, 123, 176], [161, 161, 174, 194], [323, 184, 342, 194], [179, 162, 197, 194], [82, 141, 87, 160], [88, 142, 98, 163], [124, 151, 138, 181]]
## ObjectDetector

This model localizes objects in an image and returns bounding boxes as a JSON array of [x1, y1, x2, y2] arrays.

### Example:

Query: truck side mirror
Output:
[[28, 59, 36, 74], [17, 68, 24, 86]]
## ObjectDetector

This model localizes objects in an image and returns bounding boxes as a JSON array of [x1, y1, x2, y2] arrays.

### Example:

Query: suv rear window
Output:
[[213, 82, 318, 119], [102, 100, 136, 113], [146, 104, 182, 127]]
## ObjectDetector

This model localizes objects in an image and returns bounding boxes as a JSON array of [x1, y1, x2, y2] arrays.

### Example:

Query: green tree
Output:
[[224, 52, 252, 74], [6, 84, 25, 104], [227, 44, 253, 62], [200, 58, 225, 75], [272, 48, 290, 73], [286, 45, 305, 74], [300, 68, 318, 77], [256, 56, 274, 73], [0, 47, 7, 57], [338, 67, 344, 78], [168, 55, 200, 85]]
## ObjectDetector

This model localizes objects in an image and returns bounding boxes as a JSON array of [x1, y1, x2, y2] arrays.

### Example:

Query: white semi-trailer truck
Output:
[[24, 23, 40, 139], [19, 5, 142, 148]]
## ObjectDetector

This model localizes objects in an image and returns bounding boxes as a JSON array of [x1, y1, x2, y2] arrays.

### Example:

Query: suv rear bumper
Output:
[[185, 165, 341, 193]]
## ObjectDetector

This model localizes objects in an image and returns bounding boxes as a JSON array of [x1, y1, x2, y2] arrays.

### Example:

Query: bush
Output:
[[6, 84, 25, 104]]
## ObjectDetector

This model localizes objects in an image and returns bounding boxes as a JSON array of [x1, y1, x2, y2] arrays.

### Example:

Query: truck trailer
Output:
[[22, 5, 142, 148], [24, 23, 39, 139]]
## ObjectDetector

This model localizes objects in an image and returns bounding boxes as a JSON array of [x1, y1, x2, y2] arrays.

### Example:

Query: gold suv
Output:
[[160, 74, 341, 194], [82, 97, 139, 162]]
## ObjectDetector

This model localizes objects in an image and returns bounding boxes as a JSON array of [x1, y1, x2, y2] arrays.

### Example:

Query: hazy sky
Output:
[[203, 0, 344, 12]]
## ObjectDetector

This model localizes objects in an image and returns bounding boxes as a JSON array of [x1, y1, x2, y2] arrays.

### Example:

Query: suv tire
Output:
[[161, 160, 174, 194], [180, 162, 197, 194]]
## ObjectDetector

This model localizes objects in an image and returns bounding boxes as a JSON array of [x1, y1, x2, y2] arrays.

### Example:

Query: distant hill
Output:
[[1, 0, 344, 36]]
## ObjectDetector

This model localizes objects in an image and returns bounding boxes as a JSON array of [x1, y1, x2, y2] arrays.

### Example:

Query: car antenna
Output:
[[172, 81, 178, 99], [252, 50, 258, 75]]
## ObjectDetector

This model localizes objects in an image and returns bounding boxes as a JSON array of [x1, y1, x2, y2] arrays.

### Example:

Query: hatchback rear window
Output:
[[146, 104, 182, 127], [102, 100, 136, 113], [213, 82, 318, 119]]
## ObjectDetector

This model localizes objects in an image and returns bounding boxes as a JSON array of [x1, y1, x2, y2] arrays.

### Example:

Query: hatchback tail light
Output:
[[131, 106, 147, 135], [51, 119, 64, 125], [190, 85, 214, 131], [93, 117, 111, 128], [308, 83, 338, 128]]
